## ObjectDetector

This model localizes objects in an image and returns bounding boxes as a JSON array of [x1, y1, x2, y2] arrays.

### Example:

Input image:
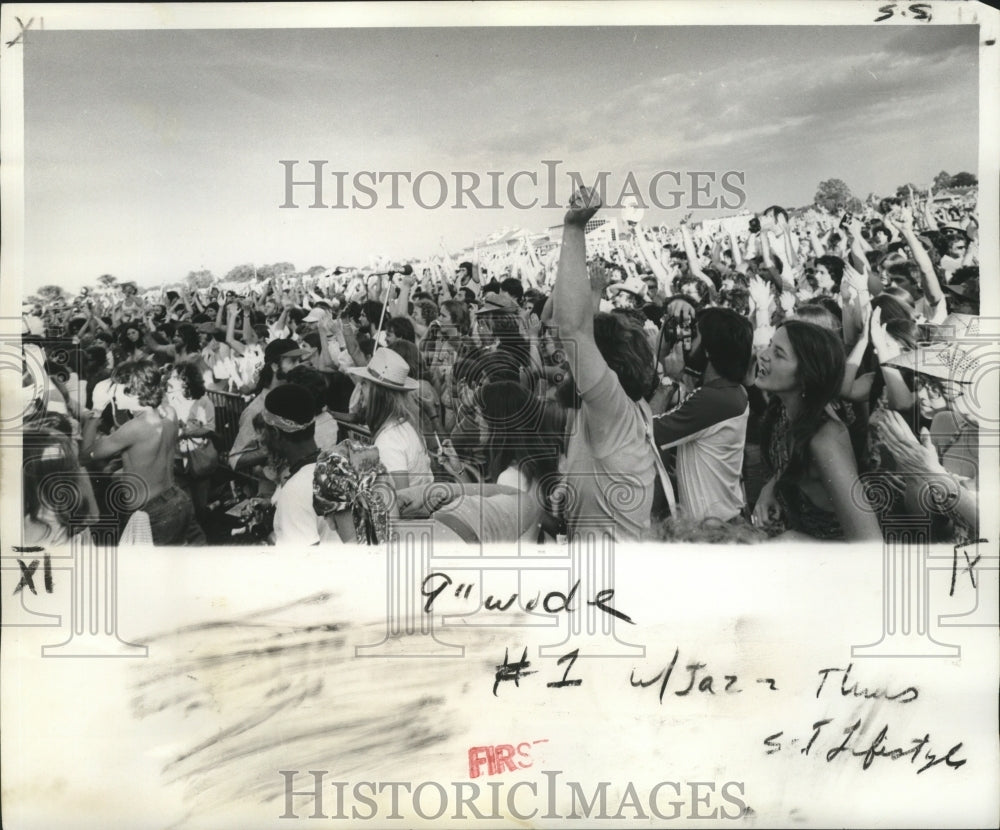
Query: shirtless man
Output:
[[81, 359, 206, 545]]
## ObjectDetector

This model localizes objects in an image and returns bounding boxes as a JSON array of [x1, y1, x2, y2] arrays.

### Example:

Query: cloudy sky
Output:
[[23, 24, 979, 291]]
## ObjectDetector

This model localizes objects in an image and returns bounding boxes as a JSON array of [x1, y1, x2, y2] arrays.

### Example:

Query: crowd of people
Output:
[[21, 182, 984, 546]]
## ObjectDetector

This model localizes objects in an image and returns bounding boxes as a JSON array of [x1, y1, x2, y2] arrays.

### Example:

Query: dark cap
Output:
[[478, 291, 520, 314], [264, 338, 306, 364], [945, 277, 979, 301], [263, 383, 315, 431]]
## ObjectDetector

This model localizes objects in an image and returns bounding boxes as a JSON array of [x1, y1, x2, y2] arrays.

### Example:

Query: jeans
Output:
[[143, 485, 207, 546]]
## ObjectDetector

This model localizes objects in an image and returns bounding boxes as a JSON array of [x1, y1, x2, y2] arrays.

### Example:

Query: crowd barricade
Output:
[[334, 417, 371, 443], [208, 389, 248, 458]]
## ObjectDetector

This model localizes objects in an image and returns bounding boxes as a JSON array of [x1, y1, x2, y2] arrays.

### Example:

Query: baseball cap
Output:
[[478, 292, 520, 314], [940, 223, 970, 238], [945, 277, 979, 302], [263, 338, 306, 364], [302, 304, 330, 324]]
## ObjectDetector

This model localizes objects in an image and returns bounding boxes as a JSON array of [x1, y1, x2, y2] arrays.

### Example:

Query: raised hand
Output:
[[564, 186, 602, 228], [437, 438, 463, 477], [748, 275, 773, 316], [868, 307, 902, 364], [871, 410, 944, 476], [587, 258, 613, 296]]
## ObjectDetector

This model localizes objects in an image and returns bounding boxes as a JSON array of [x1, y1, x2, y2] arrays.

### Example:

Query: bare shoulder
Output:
[[809, 417, 852, 461]]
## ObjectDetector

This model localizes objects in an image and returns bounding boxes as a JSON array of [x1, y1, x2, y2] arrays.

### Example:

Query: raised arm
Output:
[[869, 308, 916, 411], [553, 188, 599, 337], [225, 302, 247, 356], [841, 298, 874, 401], [922, 186, 939, 232], [679, 218, 713, 291], [782, 223, 800, 273], [808, 223, 827, 259], [634, 222, 671, 294], [728, 226, 745, 270], [896, 207, 944, 312]]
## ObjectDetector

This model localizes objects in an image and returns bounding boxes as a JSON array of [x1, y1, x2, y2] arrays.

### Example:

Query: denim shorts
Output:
[[143, 485, 207, 546]]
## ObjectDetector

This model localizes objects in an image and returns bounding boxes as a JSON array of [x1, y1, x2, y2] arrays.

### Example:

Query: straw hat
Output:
[[606, 275, 650, 302], [885, 341, 983, 384]]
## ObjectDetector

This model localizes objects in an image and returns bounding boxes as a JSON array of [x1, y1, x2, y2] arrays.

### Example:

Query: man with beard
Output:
[[652, 307, 753, 522], [230, 338, 304, 469]]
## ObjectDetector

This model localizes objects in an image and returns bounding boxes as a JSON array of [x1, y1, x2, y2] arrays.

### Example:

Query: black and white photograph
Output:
[[2, 2, 998, 828]]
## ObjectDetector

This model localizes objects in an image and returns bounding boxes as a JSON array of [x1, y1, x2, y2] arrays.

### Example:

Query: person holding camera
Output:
[[652, 307, 754, 522]]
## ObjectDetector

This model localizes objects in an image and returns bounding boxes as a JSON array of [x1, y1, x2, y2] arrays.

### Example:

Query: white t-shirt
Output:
[[272, 463, 339, 545], [314, 411, 340, 452], [375, 420, 433, 487], [497, 465, 543, 543]]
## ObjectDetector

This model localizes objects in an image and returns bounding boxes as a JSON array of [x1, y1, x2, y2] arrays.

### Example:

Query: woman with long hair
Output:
[[388, 339, 443, 445], [115, 321, 147, 364], [348, 349, 433, 490], [403, 380, 563, 544], [23, 417, 99, 545], [752, 320, 880, 541]]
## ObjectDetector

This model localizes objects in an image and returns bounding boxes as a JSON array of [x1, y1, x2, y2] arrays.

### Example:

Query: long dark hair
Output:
[[592, 312, 655, 402], [761, 320, 846, 487], [441, 299, 471, 338], [388, 339, 428, 382], [176, 361, 206, 400], [477, 381, 559, 487], [23, 423, 92, 539]]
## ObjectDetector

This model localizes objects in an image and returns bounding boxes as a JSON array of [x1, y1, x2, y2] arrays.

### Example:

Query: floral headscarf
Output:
[[312, 439, 389, 544]]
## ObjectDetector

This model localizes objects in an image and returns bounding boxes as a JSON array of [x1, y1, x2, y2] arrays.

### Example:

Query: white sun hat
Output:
[[347, 348, 418, 391]]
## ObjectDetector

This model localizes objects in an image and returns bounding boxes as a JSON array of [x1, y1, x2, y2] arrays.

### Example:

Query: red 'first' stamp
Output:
[[468, 740, 548, 778]]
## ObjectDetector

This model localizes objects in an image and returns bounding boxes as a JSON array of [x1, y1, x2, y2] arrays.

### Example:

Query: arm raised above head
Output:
[[552, 188, 627, 402], [553, 187, 601, 337]]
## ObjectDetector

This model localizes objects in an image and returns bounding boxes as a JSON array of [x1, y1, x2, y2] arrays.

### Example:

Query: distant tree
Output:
[[186, 269, 215, 290], [255, 264, 277, 282], [307, 265, 327, 277], [37, 285, 65, 302], [932, 170, 952, 190], [814, 178, 856, 213], [98, 274, 117, 288], [895, 183, 926, 199], [271, 262, 296, 278], [224, 264, 257, 283], [949, 171, 977, 187]]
